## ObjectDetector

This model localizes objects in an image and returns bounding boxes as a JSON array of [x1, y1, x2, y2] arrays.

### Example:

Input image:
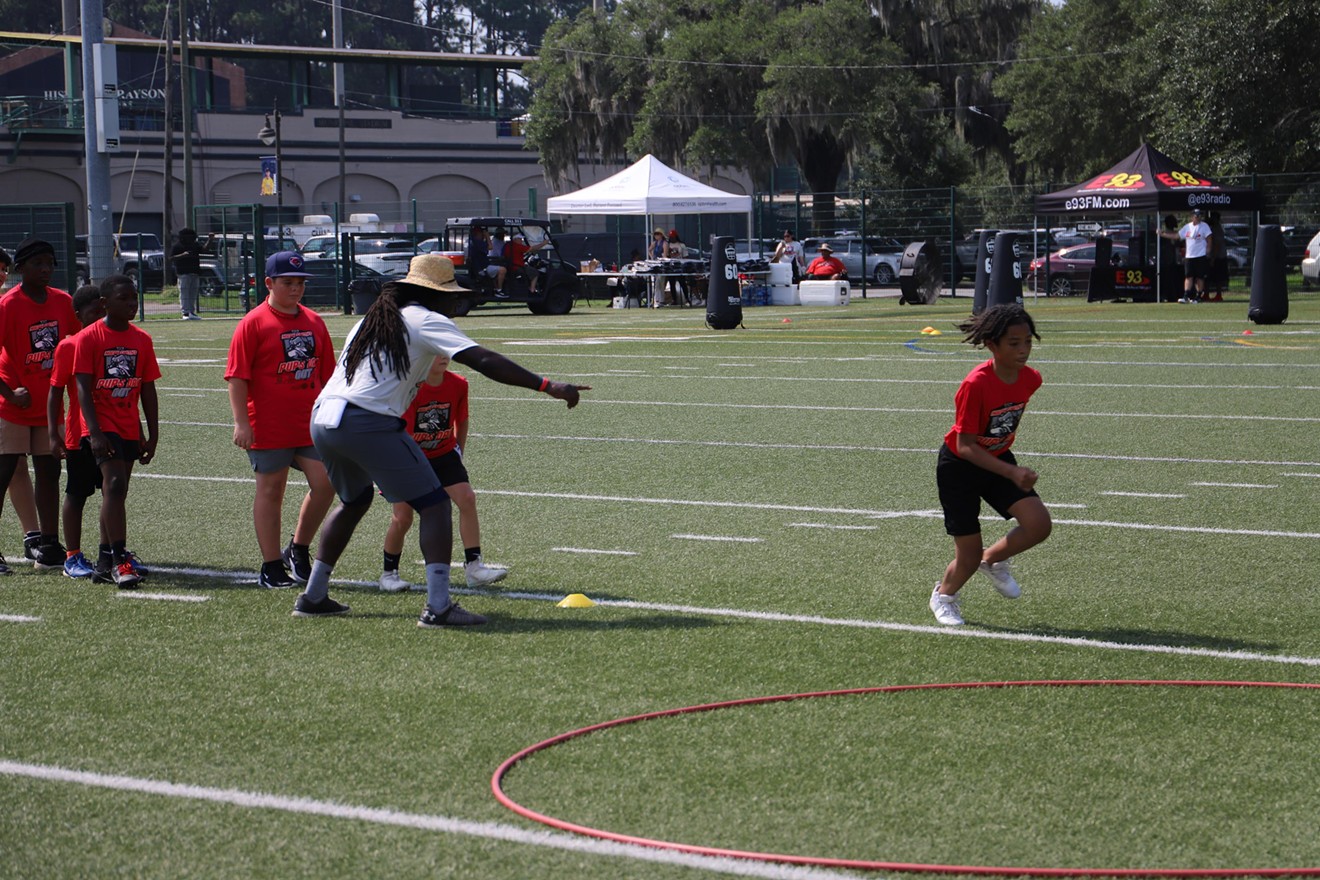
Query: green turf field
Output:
[[3, 291, 1318, 879]]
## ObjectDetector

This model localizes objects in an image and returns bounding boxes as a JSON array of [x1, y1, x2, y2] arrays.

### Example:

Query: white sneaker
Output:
[[929, 584, 965, 626], [464, 556, 508, 587], [379, 570, 412, 593], [979, 559, 1021, 598]]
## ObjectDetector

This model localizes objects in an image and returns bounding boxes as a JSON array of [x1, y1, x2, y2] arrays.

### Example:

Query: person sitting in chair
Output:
[[805, 243, 847, 280]]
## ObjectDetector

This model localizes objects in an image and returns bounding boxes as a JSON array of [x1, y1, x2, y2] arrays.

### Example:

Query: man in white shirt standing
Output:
[[1161, 208, 1213, 303]]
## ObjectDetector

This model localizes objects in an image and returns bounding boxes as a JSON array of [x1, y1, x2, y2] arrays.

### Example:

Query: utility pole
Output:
[[334, 0, 346, 215], [180, 0, 194, 219], [163, 12, 174, 279], [80, 0, 113, 282]]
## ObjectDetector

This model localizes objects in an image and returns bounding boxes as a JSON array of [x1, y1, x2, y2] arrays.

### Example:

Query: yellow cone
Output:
[[558, 593, 596, 608], [927, 329, 942, 336], [921, 326, 936, 334]]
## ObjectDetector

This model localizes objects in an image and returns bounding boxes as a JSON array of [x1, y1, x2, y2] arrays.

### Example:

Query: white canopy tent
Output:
[[547, 154, 752, 216], [547, 155, 753, 261]]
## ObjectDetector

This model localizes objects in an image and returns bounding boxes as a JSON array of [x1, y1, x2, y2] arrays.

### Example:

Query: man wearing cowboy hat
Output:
[[805, 242, 847, 280], [294, 254, 590, 629]]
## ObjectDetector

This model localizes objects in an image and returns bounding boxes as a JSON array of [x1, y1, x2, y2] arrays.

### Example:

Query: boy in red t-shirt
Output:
[[73, 275, 161, 589], [46, 285, 118, 579], [0, 238, 80, 571], [225, 251, 336, 589], [931, 303, 1052, 627], [378, 353, 508, 592]]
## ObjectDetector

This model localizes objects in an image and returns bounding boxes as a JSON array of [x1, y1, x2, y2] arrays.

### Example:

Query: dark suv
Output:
[[444, 217, 582, 315]]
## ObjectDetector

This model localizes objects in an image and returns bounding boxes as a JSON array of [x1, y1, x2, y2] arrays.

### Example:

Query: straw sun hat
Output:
[[400, 254, 467, 293]]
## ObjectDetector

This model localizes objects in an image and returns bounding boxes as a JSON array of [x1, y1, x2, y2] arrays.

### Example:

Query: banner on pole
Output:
[[260, 157, 278, 196]]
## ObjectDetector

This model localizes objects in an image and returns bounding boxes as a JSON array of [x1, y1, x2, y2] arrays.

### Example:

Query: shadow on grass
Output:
[[975, 621, 1280, 654]]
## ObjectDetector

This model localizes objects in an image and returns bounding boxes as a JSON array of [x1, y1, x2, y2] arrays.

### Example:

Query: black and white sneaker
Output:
[[291, 593, 350, 617], [0, 552, 11, 575], [23, 533, 41, 561], [281, 539, 312, 583], [417, 602, 487, 628], [34, 542, 66, 571], [259, 562, 296, 590]]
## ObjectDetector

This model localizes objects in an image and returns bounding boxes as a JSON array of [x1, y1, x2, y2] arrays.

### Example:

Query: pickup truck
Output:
[[75, 233, 168, 290]]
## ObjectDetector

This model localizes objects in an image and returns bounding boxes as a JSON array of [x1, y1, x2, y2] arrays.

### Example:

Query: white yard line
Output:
[[0, 761, 853, 880], [115, 592, 209, 603], [0, 613, 41, 623]]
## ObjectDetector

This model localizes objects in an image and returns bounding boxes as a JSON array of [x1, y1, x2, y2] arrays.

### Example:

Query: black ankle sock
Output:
[[464, 547, 481, 564], [383, 551, 401, 573]]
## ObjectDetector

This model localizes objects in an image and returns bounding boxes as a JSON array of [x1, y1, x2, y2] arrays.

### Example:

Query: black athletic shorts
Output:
[[64, 445, 101, 498], [1184, 255, 1209, 280], [936, 443, 1038, 537]]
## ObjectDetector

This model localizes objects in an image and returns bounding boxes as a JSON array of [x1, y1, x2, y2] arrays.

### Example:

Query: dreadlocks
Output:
[[956, 303, 1040, 348], [342, 281, 418, 384]]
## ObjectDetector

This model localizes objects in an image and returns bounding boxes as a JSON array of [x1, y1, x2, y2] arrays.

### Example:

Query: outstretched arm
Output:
[[452, 345, 590, 409]]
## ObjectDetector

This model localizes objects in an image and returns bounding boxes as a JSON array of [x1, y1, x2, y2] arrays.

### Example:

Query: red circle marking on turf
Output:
[[492, 680, 1320, 876]]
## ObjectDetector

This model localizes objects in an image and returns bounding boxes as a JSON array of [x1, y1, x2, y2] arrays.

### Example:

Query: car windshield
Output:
[[115, 234, 162, 250]]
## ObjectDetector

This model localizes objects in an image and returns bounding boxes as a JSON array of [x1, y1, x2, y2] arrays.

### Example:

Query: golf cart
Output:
[[444, 217, 581, 316]]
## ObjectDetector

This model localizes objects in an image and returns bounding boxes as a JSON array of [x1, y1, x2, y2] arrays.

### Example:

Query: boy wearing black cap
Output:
[[225, 251, 336, 588], [0, 238, 80, 569]]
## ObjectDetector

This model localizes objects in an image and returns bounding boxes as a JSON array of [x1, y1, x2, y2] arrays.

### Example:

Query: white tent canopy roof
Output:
[[546, 154, 752, 215]]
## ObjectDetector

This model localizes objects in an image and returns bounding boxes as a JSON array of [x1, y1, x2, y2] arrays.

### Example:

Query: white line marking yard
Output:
[[552, 547, 639, 556], [0, 761, 852, 880], [1100, 491, 1187, 499], [1, 613, 41, 623], [1192, 482, 1278, 489], [115, 592, 210, 603], [673, 534, 765, 543]]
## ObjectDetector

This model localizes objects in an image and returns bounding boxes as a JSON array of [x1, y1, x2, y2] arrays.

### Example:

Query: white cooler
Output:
[[797, 280, 850, 306], [767, 262, 799, 305]]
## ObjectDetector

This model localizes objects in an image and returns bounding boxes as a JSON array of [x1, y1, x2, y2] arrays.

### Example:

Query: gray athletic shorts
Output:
[[247, 444, 321, 474], [310, 401, 444, 508]]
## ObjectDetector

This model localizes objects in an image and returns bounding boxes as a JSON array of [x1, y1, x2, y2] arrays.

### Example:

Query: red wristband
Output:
[[538, 377, 550, 392]]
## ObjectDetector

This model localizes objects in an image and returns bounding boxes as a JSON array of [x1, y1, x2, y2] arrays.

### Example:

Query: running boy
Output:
[[74, 275, 160, 589], [47, 285, 111, 578], [931, 303, 1052, 626], [225, 251, 336, 588], [0, 238, 80, 570], [379, 353, 508, 592]]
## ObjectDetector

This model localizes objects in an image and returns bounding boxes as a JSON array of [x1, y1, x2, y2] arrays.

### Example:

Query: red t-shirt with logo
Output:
[[73, 320, 161, 441], [944, 360, 1042, 458], [225, 301, 335, 449], [0, 286, 79, 426], [49, 330, 89, 450], [404, 371, 468, 459]]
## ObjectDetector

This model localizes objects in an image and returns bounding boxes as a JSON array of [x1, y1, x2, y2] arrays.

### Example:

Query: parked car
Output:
[[801, 237, 903, 284], [1027, 241, 1137, 297], [951, 229, 1086, 283], [1302, 230, 1320, 289], [75, 233, 168, 289], [296, 256, 392, 308], [200, 234, 299, 292], [299, 234, 339, 258]]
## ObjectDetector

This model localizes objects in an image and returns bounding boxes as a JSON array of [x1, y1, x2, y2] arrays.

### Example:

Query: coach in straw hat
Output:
[[292, 253, 590, 629], [804, 241, 847, 280]]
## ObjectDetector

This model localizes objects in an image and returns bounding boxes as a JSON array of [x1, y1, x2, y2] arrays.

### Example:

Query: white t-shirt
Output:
[[776, 240, 805, 269], [1179, 221, 1212, 259], [318, 303, 476, 418]]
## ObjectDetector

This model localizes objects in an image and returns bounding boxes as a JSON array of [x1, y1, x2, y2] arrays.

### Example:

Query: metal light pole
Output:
[[257, 102, 282, 211]]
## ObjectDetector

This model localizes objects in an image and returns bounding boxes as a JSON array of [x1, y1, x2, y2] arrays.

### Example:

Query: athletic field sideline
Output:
[[3, 292, 1318, 878]]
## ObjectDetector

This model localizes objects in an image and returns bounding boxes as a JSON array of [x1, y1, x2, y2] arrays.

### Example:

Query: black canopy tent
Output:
[[1034, 144, 1260, 301]]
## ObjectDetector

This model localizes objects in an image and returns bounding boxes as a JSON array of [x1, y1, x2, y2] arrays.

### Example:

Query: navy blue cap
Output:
[[265, 250, 313, 278]]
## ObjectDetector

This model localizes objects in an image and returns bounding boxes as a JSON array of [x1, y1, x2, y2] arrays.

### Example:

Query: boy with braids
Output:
[[931, 303, 1052, 626], [294, 254, 590, 627]]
